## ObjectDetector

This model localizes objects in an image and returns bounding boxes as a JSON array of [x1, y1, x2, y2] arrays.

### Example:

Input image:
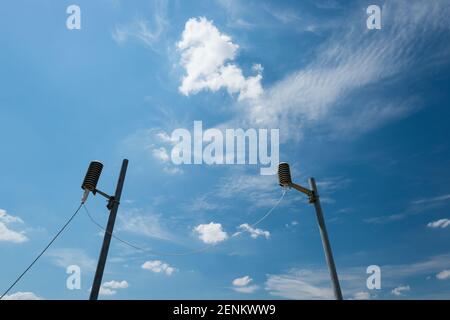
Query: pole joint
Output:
[[308, 190, 319, 204], [106, 196, 119, 210]]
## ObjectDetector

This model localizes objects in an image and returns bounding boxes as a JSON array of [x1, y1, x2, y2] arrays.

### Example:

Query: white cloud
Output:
[[98, 280, 129, 296], [232, 275, 252, 287], [177, 17, 263, 101], [412, 194, 450, 206], [0, 209, 24, 224], [0, 222, 27, 244], [233, 285, 259, 294], [194, 222, 228, 244], [154, 131, 184, 174], [353, 291, 370, 300], [427, 219, 450, 229], [391, 285, 410, 296], [99, 287, 117, 296], [0, 209, 28, 244], [156, 131, 176, 144], [232, 275, 259, 294], [103, 280, 129, 289], [152, 147, 170, 162], [142, 260, 176, 275], [436, 270, 450, 280], [121, 129, 183, 175], [237, 223, 270, 239], [2, 291, 42, 300]]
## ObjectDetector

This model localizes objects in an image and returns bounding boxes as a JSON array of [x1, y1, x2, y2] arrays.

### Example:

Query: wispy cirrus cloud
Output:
[[112, 0, 168, 51], [366, 193, 450, 224], [231, 275, 259, 294], [266, 253, 450, 299], [266, 269, 334, 300], [47, 248, 96, 272], [175, 2, 450, 143], [118, 208, 174, 241], [242, 1, 450, 140]]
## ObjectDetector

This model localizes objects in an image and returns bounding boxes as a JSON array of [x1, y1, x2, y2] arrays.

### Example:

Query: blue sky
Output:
[[1, 0, 450, 300]]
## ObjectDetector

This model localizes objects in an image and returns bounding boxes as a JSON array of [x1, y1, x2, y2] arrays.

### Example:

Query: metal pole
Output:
[[308, 177, 343, 300], [89, 159, 128, 300]]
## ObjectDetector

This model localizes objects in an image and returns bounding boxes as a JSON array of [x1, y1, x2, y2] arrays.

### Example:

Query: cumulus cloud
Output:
[[427, 219, 450, 229], [237, 223, 270, 239], [0, 209, 28, 243], [194, 222, 228, 244], [436, 270, 450, 280], [142, 260, 176, 275], [177, 17, 263, 101], [2, 291, 42, 300], [99, 287, 116, 296], [98, 280, 129, 296], [391, 285, 410, 296], [103, 280, 129, 289]]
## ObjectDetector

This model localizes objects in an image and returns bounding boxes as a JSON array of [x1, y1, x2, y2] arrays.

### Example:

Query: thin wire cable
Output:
[[232, 188, 287, 237], [83, 204, 216, 256], [0, 203, 83, 300], [82, 189, 287, 257], [249, 188, 287, 228]]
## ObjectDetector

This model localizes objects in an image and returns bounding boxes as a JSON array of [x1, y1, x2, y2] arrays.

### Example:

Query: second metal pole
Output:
[[309, 177, 343, 300], [89, 159, 129, 300]]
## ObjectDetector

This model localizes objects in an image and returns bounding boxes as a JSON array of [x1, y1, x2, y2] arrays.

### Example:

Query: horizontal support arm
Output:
[[94, 189, 112, 200], [289, 183, 318, 203], [289, 183, 313, 196]]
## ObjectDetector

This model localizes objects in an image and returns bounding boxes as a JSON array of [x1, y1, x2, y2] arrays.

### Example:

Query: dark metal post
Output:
[[308, 177, 343, 300], [89, 159, 128, 300]]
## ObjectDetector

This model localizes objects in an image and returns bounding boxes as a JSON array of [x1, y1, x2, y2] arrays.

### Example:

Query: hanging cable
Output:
[[82, 189, 287, 257], [83, 204, 217, 256], [232, 188, 287, 237], [0, 203, 83, 300]]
